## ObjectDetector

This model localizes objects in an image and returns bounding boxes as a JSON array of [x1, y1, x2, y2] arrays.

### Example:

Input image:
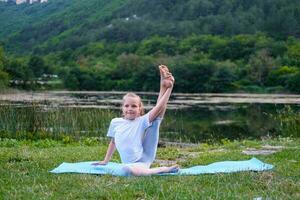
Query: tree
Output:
[[266, 66, 298, 87], [137, 36, 177, 56], [287, 38, 300, 67], [63, 68, 80, 90], [5, 59, 33, 81], [28, 55, 47, 77], [287, 72, 300, 93], [207, 61, 237, 92], [173, 58, 216, 92], [248, 49, 276, 86], [223, 35, 256, 60], [179, 35, 224, 55], [0, 47, 4, 70], [0, 47, 10, 89], [114, 54, 157, 91]]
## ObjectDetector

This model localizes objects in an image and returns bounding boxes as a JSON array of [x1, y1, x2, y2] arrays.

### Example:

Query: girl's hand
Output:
[[91, 160, 108, 166], [168, 75, 175, 86], [163, 75, 175, 88], [159, 65, 175, 88]]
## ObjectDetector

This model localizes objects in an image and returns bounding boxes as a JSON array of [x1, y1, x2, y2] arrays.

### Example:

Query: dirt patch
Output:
[[242, 145, 283, 155]]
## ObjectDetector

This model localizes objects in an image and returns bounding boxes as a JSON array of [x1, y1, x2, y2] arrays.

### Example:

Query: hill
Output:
[[0, 0, 299, 93], [0, 0, 299, 54]]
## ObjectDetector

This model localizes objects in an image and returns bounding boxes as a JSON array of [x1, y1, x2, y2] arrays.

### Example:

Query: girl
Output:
[[93, 65, 178, 176]]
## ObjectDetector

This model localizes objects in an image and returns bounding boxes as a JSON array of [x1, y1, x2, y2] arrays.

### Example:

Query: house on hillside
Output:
[[1, 0, 47, 4]]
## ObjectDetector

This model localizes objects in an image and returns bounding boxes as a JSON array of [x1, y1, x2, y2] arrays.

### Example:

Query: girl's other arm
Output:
[[148, 87, 173, 123], [92, 138, 116, 165], [157, 65, 174, 118]]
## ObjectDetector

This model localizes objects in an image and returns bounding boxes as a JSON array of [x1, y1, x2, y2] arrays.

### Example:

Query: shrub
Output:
[[272, 106, 300, 138]]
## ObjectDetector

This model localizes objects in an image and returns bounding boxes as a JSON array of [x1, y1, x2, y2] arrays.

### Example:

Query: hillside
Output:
[[0, 0, 129, 53], [0, 0, 299, 54], [0, 0, 299, 93]]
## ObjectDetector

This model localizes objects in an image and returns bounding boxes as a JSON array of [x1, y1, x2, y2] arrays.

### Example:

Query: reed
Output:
[[273, 106, 300, 138], [0, 104, 117, 140], [1, 103, 299, 142]]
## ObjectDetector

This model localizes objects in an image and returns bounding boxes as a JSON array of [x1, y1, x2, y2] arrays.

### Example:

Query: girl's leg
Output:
[[157, 65, 171, 118], [138, 65, 171, 163], [128, 165, 179, 176], [139, 118, 161, 163]]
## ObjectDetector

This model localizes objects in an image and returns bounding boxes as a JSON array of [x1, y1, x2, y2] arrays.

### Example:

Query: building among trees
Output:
[[0, 0, 47, 4]]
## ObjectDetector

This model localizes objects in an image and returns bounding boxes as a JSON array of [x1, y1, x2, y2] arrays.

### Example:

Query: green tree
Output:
[[83, 42, 105, 57], [266, 66, 298, 87], [179, 35, 224, 55], [173, 59, 216, 92], [208, 61, 237, 92], [248, 49, 276, 86], [6, 59, 33, 81], [223, 35, 256, 60], [287, 38, 300, 66], [0, 48, 10, 89], [137, 36, 177, 56], [287, 72, 300, 93], [0, 47, 9, 89], [0, 47, 5, 70], [28, 55, 47, 77], [114, 54, 156, 91], [64, 68, 80, 90]]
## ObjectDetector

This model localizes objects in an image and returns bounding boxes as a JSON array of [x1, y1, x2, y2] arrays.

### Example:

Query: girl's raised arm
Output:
[[148, 86, 173, 123]]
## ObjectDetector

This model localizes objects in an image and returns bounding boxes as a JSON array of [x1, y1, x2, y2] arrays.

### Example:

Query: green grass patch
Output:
[[1, 138, 300, 199]]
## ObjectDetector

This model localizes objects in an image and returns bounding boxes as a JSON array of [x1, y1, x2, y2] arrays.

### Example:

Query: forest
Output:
[[0, 0, 299, 93]]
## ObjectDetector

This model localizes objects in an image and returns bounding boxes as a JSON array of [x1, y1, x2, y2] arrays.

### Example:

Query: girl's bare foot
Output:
[[159, 65, 174, 88], [161, 164, 180, 173], [159, 65, 169, 79]]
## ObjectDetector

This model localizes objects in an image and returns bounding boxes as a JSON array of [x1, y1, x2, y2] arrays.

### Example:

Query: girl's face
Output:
[[122, 97, 141, 120]]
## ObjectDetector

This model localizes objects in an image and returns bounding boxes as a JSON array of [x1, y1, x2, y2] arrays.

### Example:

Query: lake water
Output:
[[0, 91, 299, 142]]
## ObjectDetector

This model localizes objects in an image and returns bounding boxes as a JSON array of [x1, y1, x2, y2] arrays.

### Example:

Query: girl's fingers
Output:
[[163, 72, 172, 78], [166, 75, 175, 82], [163, 73, 173, 78], [159, 65, 173, 83], [159, 65, 169, 73], [159, 66, 165, 76]]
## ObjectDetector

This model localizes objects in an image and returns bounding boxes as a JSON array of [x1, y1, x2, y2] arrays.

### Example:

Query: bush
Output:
[[81, 137, 99, 146], [287, 72, 300, 93], [0, 138, 19, 147], [0, 70, 9, 89], [272, 106, 300, 138]]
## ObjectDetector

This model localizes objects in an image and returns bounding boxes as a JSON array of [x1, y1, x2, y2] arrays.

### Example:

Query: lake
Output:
[[0, 91, 299, 142]]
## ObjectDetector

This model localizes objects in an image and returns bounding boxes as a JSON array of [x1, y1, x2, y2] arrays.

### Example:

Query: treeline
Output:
[[1, 34, 300, 93], [1, 0, 300, 54]]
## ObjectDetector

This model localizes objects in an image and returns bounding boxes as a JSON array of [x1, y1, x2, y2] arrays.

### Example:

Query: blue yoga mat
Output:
[[50, 157, 273, 176]]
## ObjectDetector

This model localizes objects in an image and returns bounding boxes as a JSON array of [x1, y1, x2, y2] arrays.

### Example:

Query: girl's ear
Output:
[[139, 106, 143, 116], [138, 107, 141, 115]]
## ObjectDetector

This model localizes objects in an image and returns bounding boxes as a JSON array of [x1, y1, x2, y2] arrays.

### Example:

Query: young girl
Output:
[[93, 65, 178, 176]]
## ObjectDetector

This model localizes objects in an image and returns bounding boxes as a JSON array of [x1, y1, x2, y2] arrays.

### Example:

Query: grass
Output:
[[0, 137, 299, 199]]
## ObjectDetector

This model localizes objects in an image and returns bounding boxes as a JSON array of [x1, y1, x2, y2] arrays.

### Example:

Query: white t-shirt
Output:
[[107, 113, 151, 164]]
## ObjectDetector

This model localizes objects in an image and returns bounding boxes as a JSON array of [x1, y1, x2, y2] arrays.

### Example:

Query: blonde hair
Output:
[[122, 92, 145, 115]]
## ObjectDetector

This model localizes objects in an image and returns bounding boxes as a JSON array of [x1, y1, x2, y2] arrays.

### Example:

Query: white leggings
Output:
[[122, 118, 162, 175]]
